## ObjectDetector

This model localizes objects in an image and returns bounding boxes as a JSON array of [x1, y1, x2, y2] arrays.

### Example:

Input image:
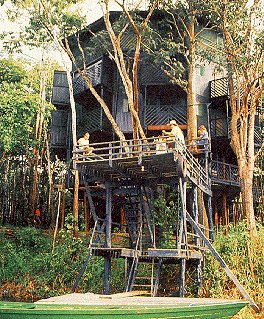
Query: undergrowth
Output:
[[202, 221, 264, 318], [0, 227, 124, 301], [0, 222, 263, 319]]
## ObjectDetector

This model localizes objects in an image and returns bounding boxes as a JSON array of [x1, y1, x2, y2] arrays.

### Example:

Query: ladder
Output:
[[126, 256, 163, 296]]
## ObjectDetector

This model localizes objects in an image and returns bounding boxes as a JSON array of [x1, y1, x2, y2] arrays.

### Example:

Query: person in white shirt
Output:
[[162, 120, 185, 145], [77, 132, 94, 154]]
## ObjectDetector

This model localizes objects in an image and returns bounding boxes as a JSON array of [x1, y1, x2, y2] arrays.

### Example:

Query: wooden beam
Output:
[[83, 191, 90, 236], [147, 124, 187, 131], [99, 291, 149, 299], [104, 183, 112, 295], [73, 169, 79, 237], [179, 259, 186, 297]]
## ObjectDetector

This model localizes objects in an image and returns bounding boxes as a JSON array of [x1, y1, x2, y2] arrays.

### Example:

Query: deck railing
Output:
[[73, 136, 211, 192], [210, 117, 262, 145], [210, 77, 228, 98], [211, 160, 240, 186]]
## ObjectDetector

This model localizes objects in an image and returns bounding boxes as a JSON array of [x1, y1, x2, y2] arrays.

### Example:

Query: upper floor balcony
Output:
[[210, 116, 262, 146], [72, 56, 113, 97], [210, 77, 228, 99]]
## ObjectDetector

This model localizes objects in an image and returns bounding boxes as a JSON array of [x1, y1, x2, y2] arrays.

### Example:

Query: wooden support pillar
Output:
[[83, 191, 90, 236], [73, 169, 79, 237], [192, 185, 199, 246], [205, 194, 214, 241], [214, 200, 219, 233], [104, 257, 111, 295], [120, 207, 126, 232], [104, 183, 112, 295], [177, 178, 187, 250], [197, 259, 203, 296], [223, 192, 229, 234], [178, 178, 187, 297], [179, 258, 186, 297], [192, 185, 203, 293]]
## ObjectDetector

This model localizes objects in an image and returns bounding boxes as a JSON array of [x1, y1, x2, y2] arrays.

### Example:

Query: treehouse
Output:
[[48, 12, 260, 305]]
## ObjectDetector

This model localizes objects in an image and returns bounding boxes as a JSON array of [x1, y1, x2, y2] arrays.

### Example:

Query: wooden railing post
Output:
[[109, 142, 113, 167]]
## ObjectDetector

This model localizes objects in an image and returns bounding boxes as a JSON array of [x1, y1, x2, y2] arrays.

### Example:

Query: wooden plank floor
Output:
[[35, 292, 246, 306]]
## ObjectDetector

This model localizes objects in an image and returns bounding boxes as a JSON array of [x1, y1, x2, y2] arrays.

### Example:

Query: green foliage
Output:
[[0, 227, 124, 301], [202, 221, 264, 305], [0, 58, 53, 155], [0, 59, 25, 83], [154, 189, 180, 248]]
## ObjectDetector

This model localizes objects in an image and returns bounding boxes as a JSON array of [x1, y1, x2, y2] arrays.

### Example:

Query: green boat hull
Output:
[[0, 300, 247, 319]]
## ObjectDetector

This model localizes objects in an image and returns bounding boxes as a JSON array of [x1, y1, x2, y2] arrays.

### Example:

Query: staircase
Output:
[[123, 187, 154, 250]]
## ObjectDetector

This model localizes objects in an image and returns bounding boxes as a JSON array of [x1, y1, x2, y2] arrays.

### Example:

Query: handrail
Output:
[[73, 136, 211, 191], [211, 160, 240, 185]]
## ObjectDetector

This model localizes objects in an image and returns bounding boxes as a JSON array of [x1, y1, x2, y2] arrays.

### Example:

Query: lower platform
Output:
[[91, 247, 203, 260]]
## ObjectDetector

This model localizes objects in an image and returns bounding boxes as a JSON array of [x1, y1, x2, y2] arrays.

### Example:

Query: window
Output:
[[122, 98, 129, 113]]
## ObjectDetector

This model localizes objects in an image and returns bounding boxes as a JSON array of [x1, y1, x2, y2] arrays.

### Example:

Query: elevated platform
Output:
[[90, 247, 203, 260], [73, 136, 211, 195]]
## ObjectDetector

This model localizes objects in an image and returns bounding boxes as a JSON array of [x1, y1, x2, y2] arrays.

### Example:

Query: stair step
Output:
[[133, 284, 152, 288]]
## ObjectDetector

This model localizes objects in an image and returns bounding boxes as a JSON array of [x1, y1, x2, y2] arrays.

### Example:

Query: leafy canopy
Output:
[[0, 58, 50, 155]]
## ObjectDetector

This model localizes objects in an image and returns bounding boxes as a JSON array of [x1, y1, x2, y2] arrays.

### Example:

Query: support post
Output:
[[223, 192, 229, 233], [73, 169, 79, 237], [197, 259, 203, 296], [83, 190, 90, 236], [205, 194, 214, 241], [179, 258, 186, 297], [104, 182, 112, 294], [192, 185, 199, 246], [178, 178, 188, 253]]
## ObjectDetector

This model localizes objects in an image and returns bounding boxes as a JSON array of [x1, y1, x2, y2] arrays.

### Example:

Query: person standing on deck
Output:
[[162, 120, 185, 145]]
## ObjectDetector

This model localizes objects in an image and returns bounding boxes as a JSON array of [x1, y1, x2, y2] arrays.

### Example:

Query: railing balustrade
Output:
[[73, 136, 211, 192], [211, 160, 240, 186]]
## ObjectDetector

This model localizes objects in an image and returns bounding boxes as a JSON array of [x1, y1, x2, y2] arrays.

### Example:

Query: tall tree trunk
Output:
[[30, 54, 47, 218], [240, 164, 257, 238], [186, 14, 197, 143], [73, 169, 79, 237], [222, 1, 262, 240]]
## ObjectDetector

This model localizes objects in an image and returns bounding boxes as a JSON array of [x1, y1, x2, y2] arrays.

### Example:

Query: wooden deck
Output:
[[73, 136, 211, 195], [90, 247, 203, 260], [35, 292, 247, 307]]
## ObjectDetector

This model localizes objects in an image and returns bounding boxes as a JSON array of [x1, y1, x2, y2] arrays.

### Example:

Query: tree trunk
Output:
[[198, 189, 209, 238], [45, 134, 54, 226], [186, 14, 197, 143], [73, 169, 79, 237], [240, 165, 258, 238]]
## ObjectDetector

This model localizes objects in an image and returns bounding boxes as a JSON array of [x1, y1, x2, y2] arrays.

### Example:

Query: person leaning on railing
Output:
[[196, 125, 209, 149], [162, 120, 185, 147], [77, 132, 94, 155]]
